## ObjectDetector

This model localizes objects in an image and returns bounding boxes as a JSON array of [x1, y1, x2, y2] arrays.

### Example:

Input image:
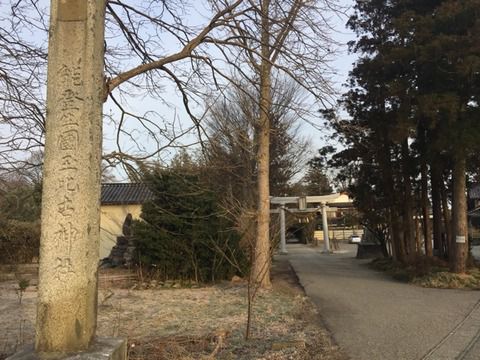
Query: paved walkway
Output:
[[286, 244, 480, 360]]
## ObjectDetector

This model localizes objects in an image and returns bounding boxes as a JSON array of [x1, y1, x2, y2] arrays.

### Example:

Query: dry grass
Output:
[[99, 285, 343, 359], [369, 257, 480, 289], [411, 269, 480, 289], [0, 261, 345, 360]]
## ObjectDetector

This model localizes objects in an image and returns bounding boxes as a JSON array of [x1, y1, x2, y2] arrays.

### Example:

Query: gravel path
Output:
[[287, 243, 480, 360]]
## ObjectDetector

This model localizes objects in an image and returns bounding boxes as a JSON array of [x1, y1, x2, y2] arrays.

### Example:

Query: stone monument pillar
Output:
[[36, 0, 105, 353]]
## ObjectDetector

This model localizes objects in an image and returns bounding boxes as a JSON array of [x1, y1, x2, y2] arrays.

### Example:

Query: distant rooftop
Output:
[[101, 183, 155, 205], [270, 193, 353, 206]]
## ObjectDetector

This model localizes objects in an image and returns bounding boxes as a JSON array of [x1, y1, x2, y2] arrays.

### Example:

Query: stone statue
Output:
[[122, 213, 133, 237]]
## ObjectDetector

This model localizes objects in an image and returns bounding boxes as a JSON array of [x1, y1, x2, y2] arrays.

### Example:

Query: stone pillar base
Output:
[[7, 338, 127, 360]]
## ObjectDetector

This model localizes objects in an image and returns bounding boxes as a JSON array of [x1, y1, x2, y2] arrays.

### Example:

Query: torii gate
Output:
[[270, 193, 352, 254]]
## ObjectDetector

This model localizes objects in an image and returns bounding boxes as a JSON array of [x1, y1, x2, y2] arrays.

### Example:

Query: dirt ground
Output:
[[0, 258, 346, 360]]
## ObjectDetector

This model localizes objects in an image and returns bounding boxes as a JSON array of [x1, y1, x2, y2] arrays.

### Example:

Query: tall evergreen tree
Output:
[[328, 0, 480, 271]]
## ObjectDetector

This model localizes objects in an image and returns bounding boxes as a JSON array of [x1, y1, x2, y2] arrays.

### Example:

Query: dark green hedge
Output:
[[134, 169, 248, 282]]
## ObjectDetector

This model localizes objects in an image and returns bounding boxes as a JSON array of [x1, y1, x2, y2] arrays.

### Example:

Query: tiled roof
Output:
[[330, 202, 355, 208], [101, 183, 155, 205]]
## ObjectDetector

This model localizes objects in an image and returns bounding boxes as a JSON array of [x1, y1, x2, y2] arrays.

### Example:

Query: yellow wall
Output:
[[330, 193, 352, 204], [99, 204, 142, 259], [314, 228, 364, 242]]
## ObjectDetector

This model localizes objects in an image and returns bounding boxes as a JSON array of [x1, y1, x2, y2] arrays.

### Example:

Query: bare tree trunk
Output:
[[402, 140, 416, 260], [421, 158, 432, 256], [431, 160, 443, 257], [440, 173, 452, 259], [415, 215, 422, 253], [451, 155, 468, 273], [382, 141, 406, 263], [388, 212, 397, 260], [391, 211, 406, 263], [252, 0, 272, 289]]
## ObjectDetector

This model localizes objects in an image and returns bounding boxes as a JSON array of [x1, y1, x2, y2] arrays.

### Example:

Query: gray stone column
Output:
[[321, 203, 330, 253], [279, 206, 287, 254], [35, 0, 106, 353]]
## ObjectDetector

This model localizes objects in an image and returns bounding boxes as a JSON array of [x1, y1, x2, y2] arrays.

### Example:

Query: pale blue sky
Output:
[[103, 0, 358, 178], [0, 0, 358, 179]]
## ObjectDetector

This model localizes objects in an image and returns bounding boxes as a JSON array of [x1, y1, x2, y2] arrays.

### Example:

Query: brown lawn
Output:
[[0, 259, 345, 360]]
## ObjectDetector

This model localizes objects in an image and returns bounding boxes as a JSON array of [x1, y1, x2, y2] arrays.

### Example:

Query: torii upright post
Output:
[[321, 202, 330, 253], [279, 205, 287, 254]]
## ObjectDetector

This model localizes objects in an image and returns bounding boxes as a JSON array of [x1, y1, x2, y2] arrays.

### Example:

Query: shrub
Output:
[[0, 219, 40, 264], [133, 169, 248, 283]]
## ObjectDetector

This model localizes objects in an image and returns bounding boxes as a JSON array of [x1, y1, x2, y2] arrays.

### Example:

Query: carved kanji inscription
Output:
[[53, 222, 78, 255], [60, 155, 78, 171], [54, 257, 75, 280], [58, 129, 79, 151]]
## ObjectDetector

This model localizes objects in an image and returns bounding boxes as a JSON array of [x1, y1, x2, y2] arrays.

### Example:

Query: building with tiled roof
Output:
[[100, 183, 155, 259], [101, 183, 154, 205]]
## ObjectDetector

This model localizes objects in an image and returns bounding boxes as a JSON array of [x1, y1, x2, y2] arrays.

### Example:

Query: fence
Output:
[[313, 227, 364, 245]]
